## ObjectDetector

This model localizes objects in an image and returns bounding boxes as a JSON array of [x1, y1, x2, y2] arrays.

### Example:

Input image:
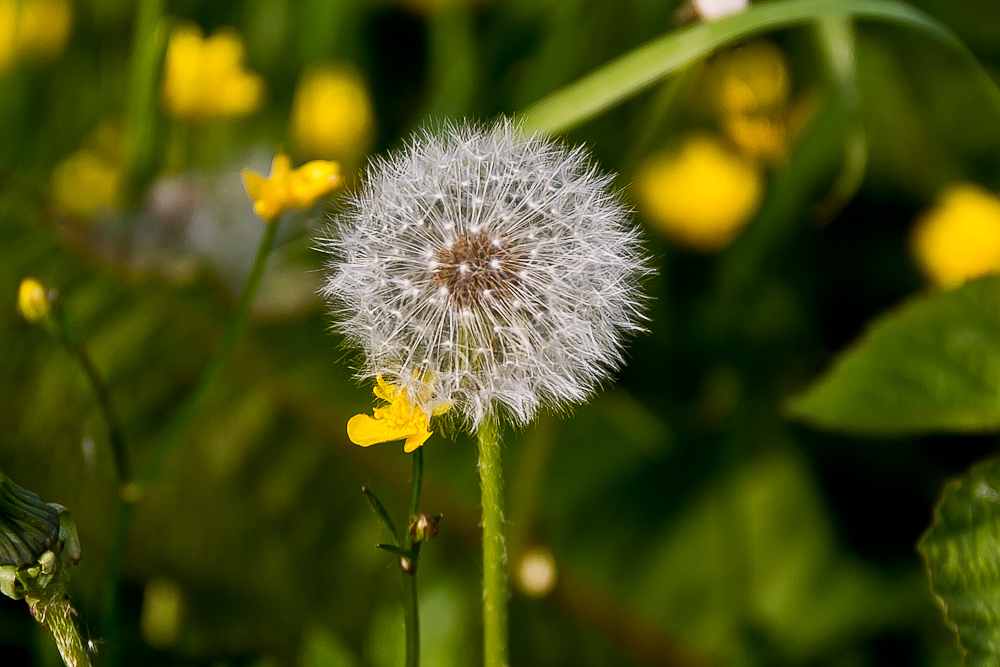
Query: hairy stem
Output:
[[477, 417, 508, 667], [30, 583, 92, 667], [402, 447, 424, 667]]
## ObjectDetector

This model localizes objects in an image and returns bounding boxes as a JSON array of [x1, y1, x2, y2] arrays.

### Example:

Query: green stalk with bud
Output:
[[0, 472, 89, 667]]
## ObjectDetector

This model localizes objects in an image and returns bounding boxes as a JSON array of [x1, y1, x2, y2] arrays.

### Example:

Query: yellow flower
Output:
[[15, 0, 72, 62], [347, 377, 448, 453], [51, 147, 123, 217], [162, 22, 264, 121], [0, 0, 72, 74], [713, 40, 791, 163], [291, 64, 375, 163], [17, 278, 50, 323], [241, 152, 342, 222], [634, 135, 763, 253], [911, 183, 1000, 289]]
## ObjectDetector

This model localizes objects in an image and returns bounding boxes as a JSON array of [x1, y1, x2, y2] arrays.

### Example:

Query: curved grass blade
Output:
[[521, 0, 996, 135]]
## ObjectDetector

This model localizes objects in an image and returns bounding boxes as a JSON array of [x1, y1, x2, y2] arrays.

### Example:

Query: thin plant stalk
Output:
[[102, 222, 278, 665], [477, 417, 508, 667], [402, 447, 424, 667], [127, 221, 279, 498], [51, 312, 129, 483]]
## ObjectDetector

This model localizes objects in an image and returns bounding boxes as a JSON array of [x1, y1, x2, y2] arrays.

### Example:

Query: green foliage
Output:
[[920, 457, 1000, 666], [789, 277, 1000, 435], [521, 0, 983, 135]]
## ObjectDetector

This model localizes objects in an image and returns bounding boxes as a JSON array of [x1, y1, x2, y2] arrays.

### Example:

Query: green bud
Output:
[[0, 471, 60, 567], [409, 513, 439, 544]]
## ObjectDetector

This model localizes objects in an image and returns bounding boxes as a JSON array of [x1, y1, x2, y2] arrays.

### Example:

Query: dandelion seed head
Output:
[[320, 120, 651, 429]]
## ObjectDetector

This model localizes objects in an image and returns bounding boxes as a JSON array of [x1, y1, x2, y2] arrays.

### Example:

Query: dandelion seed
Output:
[[321, 120, 651, 431]]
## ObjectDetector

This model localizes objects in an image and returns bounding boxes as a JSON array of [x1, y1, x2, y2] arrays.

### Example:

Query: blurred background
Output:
[[2, 0, 1000, 665]]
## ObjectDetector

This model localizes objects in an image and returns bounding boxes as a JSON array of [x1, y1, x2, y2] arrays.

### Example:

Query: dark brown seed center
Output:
[[434, 231, 522, 308]]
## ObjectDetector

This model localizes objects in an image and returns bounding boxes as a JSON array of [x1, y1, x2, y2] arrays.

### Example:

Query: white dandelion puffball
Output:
[[320, 120, 651, 429]]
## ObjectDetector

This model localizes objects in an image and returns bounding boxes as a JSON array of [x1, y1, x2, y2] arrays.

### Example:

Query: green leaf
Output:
[[919, 457, 1000, 666], [788, 277, 1000, 435], [520, 0, 997, 135]]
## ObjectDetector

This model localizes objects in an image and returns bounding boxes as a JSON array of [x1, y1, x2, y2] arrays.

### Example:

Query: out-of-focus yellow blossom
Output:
[[162, 23, 264, 121], [635, 135, 763, 253], [241, 152, 342, 222], [714, 40, 791, 164], [347, 377, 449, 453], [51, 148, 123, 217], [291, 64, 375, 163], [0, 0, 72, 73], [15, 0, 71, 61], [911, 183, 1000, 289], [17, 278, 50, 323]]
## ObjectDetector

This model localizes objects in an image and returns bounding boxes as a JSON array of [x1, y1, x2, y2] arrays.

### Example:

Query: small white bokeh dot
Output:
[[516, 547, 558, 598]]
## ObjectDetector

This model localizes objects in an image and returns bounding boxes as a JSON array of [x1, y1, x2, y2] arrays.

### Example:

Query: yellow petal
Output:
[[287, 160, 341, 207], [241, 169, 264, 200], [403, 428, 432, 453], [347, 413, 417, 447], [373, 376, 396, 402], [270, 152, 291, 180]]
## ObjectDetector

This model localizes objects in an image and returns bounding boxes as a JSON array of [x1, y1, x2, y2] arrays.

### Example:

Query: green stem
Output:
[[477, 417, 508, 667], [51, 312, 129, 483], [126, 221, 279, 500], [402, 448, 424, 667], [30, 582, 92, 667], [101, 500, 131, 666]]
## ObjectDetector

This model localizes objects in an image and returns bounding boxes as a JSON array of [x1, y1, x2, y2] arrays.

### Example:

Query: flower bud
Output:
[[17, 278, 51, 324], [0, 471, 60, 568], [409, 513, 439, 543]]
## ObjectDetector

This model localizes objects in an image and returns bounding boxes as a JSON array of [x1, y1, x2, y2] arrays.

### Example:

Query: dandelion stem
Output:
[[477, 417, 508, 667], [402, 447, 424, 667], [51, 310, 129, 483], [128, 221, 279, 498], [32, 582, 93, 667]]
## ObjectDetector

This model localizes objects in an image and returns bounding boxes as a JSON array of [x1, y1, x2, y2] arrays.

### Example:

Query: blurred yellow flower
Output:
[[51, 148, 123, 217], [17, 277, 50, 323], [634, 135, 763, 253], [16, 0, 71, 61], [713, 40, 791, 164], [291, 64, 375, 163], [911, 183, 1000, 289], [241, 152, 342, 222], [162, 22, 264, 121], [347, 377, 448, 453], [0, 0, 72, 73]]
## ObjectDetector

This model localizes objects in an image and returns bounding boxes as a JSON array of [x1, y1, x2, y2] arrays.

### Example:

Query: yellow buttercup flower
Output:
[[15, 0, 71, 61], [347, 377, 448, 453], [17, 278, 50, 323], [51, 147, 123, 217], [291, 64, 375, 163], [634, 135, 763, 253], [0, 0, 72, 73], [241, 152, 342, 222], [162, 22, 264, 121], [713, 40, 791, 164], [911, 183, 1000, 289]]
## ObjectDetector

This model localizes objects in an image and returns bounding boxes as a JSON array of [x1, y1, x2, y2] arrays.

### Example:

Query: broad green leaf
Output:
[[920, 458, 1000, 666], [521, 0, 998, 135], [788, 277, 1000, 435]]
